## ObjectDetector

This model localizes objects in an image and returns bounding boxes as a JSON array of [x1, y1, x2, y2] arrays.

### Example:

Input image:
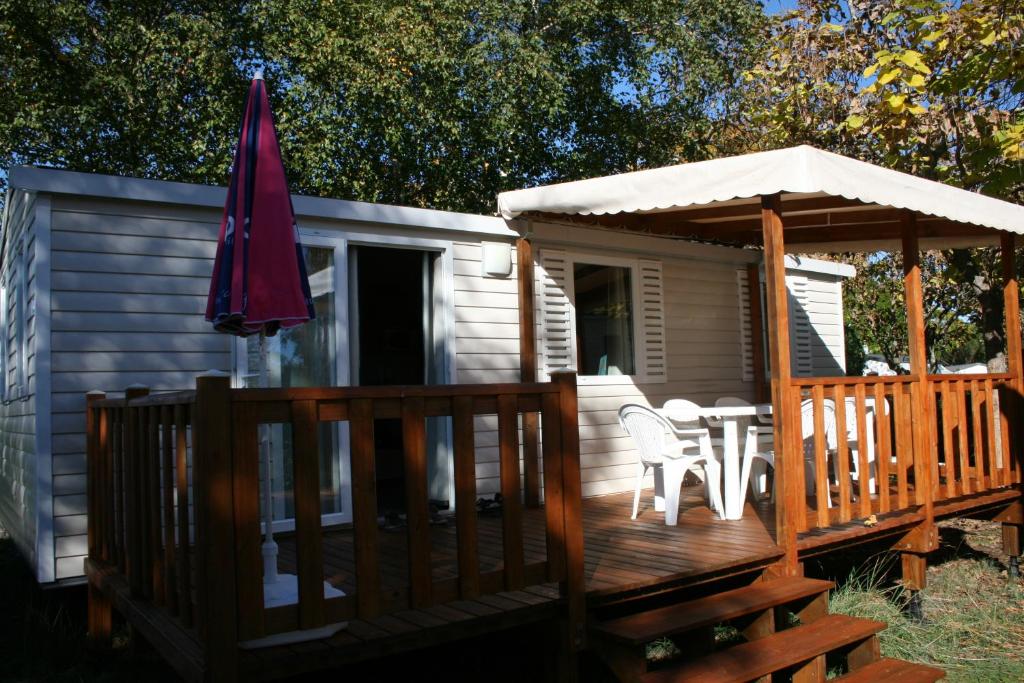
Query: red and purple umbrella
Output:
[[205, 73, 314, 337]]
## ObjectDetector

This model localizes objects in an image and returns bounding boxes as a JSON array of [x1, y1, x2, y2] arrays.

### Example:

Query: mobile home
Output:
[[0, 164, 852, 585]]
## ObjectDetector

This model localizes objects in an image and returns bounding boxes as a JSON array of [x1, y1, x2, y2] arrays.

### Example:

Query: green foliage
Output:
[[0, 0, 766, 213], [841, 251, 984, 370]]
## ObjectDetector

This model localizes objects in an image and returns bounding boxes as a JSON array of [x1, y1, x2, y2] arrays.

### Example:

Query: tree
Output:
[[732, 0, 1024, 370], [0, 0, 766, 213], [841, 251, 982, 372]]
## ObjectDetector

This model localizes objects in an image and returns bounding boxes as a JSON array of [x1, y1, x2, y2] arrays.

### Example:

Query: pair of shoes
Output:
[[475, 494, 503, 516]]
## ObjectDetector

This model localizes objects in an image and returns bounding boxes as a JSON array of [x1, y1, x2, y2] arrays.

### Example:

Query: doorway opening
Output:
[[350, 245, 450, 519]]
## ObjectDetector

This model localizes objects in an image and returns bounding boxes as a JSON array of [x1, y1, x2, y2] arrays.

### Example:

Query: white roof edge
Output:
[[9, 165, 517, 239], [496, 145, 1024, 236]]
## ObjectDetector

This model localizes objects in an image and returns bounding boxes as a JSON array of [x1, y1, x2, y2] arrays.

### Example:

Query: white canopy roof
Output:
[[497, 145, 1024, 237]]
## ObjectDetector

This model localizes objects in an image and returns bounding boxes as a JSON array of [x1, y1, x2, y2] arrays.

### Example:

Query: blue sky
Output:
[[764, 0, 800, 13]]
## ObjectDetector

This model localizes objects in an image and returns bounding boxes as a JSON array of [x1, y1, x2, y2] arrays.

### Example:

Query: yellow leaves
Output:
[[899, 50, 931, 74], [906, 73, 927, 89], [887, 94, 907, 112], [878, 69, 900, 85], [846, 114, 866, 129], [863, 63, 879, 78], [979, 30, 997, 46]]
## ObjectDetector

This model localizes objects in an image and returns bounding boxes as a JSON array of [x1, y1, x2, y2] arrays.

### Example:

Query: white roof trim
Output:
[[9, 165, 517, 239], [497, 145, 1024, 235]]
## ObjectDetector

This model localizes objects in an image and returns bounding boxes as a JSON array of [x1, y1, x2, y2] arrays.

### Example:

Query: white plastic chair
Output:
[[740, 399, 838, 508], [844, 396, 890, 495], [618, 404, 723, 525]]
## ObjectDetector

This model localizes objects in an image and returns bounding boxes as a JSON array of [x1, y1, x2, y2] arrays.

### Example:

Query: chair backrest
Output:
[[842, 395, 891, 438], [800, 398, 838, 454], [661, 399, 703, 430], [618, 404, 673, 465], [706, 396, 752, 429]]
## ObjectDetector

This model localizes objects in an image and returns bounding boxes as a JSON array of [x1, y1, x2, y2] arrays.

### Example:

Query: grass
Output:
[[820, 519, 1024, 682]]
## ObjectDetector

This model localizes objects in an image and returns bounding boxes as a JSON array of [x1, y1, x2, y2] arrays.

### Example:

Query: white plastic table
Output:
[[658, 404, 772, 521]]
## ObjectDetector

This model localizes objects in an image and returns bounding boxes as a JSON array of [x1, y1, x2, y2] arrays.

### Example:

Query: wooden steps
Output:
[[835, 657, 946, 682], [592, 576, 833, 645], [642, 614, 885, 682], [589, 575, 945, 682]]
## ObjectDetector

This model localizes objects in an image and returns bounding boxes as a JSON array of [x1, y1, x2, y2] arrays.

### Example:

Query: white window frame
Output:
[[562, 251, 659, 386]]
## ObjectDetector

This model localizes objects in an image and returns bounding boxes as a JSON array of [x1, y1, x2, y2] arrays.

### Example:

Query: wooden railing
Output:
[[788, 373, 1020, 533], [86, 386, 199, 626], [928, 374, 1021, 500], [86, 372, 585, 679]]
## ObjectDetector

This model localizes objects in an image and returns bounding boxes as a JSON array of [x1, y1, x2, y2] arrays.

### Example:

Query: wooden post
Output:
[[760, 194, 799, 574], [86, 391, 112, 647], [124, 384, 149, 598], [747, 263, 769, 404], [1001, 234, 1022, 483], [193, 372, 238, 683], [553, 370, 584, 681], [517, 237, 542, 507], [899, 213, 937, 594]]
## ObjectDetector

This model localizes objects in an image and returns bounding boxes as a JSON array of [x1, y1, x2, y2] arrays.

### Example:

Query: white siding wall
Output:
[[451, 241, 521, 496], [43, 197, 518, 579], [0, 189, 38, 569], [48, 197, 230, 580], [799, 273, 847, 376]]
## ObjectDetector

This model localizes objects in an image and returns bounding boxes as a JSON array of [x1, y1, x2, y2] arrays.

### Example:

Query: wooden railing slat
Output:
[[893, 386, 911, 509], [854, 385, 871, 518], [811, 386, 829, 528], [113, 408, 125, 572], [292, 399, 327, 629], [984, 379, 1000, 488], [969, 381, 986, 490], [541, 392, 566, 582], [792, 387, 809, 533], [998, 383, 1014, 485], [231, 404, 265, 640], [832, 385, 851, 522], [452, 396, 480, 598], [940, 382, 957, 498], [174, 404, 193, 628], [149, 407, 165, 605], [401, 396, 433, 609], [350, 398, 381, 618], [955, 381, 971, 494], [497, 394, 526, 590], [161, 406, 178, 614], [872, 383, 891, 513]]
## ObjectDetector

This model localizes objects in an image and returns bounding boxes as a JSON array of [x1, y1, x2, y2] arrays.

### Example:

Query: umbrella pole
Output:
[[259, 329, 279, 584]]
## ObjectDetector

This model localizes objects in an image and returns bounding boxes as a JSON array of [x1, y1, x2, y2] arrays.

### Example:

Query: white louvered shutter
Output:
[[637, 259, 667, 383], [536, 249, 575, 380], [787, 274, 814, 377], [736, 269, 755, 382]]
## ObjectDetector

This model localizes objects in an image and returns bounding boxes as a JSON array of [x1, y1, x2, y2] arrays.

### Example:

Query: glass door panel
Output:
[[243, 245, 346, 521]]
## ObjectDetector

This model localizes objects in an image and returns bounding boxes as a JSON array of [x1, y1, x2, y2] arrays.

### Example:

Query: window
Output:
[[537, 249, 666, 383], [573, 263, 635, 376]]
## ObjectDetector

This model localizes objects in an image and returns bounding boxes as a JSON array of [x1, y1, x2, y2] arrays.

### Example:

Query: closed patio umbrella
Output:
[[206, 72, 343, 643]]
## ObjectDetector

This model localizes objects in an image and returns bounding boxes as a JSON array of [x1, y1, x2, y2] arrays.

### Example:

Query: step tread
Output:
[[836, 657, 945, 682], [591, 577, 834, 645], [640, 614, 886, 683]]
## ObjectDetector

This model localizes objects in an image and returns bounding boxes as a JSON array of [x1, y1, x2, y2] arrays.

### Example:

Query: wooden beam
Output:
[[901, 212, 937, 553], [517, 237, 541, 507], [656, 194, 870, 224], [746, 263, 768, 403], [1001, 233, 1022, 484], [761, 194, 798, 574]]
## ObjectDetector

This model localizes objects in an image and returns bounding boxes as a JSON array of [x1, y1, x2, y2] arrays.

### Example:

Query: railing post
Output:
[[193, 372, 238, 683], [1001, 234, 1022, 483], [897, 214, 937, 599], [552, 370, 584, 678], [517, 236, 542, 507], [86, 390, 112, 646], [760, 194, 800, 575], [124, 384, 149, 598]]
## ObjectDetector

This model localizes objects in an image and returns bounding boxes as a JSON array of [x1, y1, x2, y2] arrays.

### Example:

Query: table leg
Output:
[[723, 419, 741, 520]]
